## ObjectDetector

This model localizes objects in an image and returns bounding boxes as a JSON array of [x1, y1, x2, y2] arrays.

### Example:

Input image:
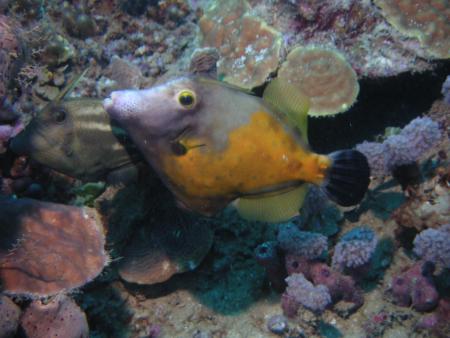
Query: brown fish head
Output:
[[11, 100, 77, 173]]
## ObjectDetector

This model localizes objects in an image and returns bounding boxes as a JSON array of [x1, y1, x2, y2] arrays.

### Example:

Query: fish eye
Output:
[[53, 109, 67, 123], [177, 90, 196, 108]]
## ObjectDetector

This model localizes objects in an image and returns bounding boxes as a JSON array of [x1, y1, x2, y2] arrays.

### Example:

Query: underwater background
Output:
[[0, 0, 449, 337]]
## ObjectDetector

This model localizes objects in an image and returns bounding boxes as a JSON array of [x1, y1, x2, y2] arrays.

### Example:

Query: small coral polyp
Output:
[[278, 46, 359, 117], [374, 0, 450, 58]]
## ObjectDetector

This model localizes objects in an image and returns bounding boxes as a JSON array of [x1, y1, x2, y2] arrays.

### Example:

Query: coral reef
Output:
[[118, 210, 213, 285], [356, 116, 443, 176], [442, 75, 450, 105], [277, 222, 328, 260], [285, 256, 364, 315], [21, 295, 89, 338], [254, 241, 286, 292], [277, 46, 359, 117], [332, 226, 378, 271], [416, 298, 450, 338], [0, 198, 107, 297], [390, 261, 439, 312], [0, 295, 20, 337], [199, 0, 282, 89], [413, 224, 450, 269], [297, 186, 343, 236], [374, 0, 450, 59], [0, 15, 22, 101], [283, 273, 331, 315]]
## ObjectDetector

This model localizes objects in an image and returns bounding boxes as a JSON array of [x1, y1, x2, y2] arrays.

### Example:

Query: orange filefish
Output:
[[104, 76, 370, 222]]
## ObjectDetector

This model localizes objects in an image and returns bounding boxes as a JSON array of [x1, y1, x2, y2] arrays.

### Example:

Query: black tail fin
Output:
[[322, 150, 370, 206]]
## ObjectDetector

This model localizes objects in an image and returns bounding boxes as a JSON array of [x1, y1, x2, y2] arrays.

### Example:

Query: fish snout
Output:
[[104, 90, 143, 122]]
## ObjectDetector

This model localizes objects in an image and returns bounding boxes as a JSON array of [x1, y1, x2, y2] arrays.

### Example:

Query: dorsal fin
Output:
[[54, 68, 89, 102], [263, 77, 310, 144]]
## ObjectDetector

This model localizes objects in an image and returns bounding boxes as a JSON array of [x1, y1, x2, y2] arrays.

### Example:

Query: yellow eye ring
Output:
[[178, 90, 196, 108]]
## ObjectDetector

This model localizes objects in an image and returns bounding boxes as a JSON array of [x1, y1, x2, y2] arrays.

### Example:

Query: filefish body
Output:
[[104, 76, 370, 218], [11, 98, 140, 182]]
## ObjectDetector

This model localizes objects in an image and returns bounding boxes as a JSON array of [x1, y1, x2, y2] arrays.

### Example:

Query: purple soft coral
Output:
[[413, 224, 450, 269], [283, 273, 331, 315], [356, 116, 442, 176]]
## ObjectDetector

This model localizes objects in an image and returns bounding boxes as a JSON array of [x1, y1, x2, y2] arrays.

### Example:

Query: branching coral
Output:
[[374, 0, 450, 59], [199, 0, 282, 89], [0, 198, 107, 297], [277, 46, 359, 117]]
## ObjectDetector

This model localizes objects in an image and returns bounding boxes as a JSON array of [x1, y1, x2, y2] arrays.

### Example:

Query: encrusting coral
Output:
[[20, 295, 89, 338], [277, 46, 359, 117], [374, 0, 450, 59], [199, 0, 282, 89], [0, 198, 108, 297]]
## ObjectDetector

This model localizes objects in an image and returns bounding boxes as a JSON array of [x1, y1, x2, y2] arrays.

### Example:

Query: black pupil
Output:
[[55, 110, 66, 122], [180, 93, 193, 106]]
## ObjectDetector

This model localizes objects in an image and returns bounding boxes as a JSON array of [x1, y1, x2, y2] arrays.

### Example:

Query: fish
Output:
[[10, 71, 142, 182], [103, 76, 370, 222]]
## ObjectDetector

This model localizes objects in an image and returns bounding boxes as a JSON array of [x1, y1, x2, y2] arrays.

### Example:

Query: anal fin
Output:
[[234, 185, 309, 223]]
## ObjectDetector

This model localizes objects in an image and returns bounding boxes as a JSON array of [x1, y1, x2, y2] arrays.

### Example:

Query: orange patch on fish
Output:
[[162, 111, 331, 198]]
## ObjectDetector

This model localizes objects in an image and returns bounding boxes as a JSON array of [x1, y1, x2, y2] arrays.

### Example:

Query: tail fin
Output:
[[322, 150, 370, 206]]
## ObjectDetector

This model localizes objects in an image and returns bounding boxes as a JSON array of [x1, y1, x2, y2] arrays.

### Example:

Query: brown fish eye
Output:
[[178, 90, 195, 108], [53, 110, 67, 123]]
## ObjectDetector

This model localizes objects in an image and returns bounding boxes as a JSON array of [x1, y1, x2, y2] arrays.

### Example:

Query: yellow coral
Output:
[[374, 0, 450, 59], [278, 47, 359, 117], [199, 0, 282, 89]]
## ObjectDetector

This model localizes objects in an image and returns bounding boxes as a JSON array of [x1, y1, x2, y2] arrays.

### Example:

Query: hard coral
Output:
[[374, 0, 450, 58], [21, 295, 89, 338], [277, 46, 359, 117], [199, 0, 282, 89], [0, 198, 107, 297], [413, 224, 450, 269]]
